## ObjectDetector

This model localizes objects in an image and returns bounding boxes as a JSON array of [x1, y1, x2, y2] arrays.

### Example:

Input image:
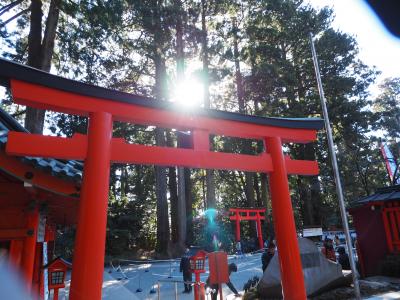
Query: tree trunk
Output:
[[254, 174, 261, 207], [233, 17, 257, 239], [305, 143, 322, 225], [155, 165, 169, 253], [27, 0, 42, 69], [167, 131, 179, 243], [184, 168, 193, 245], [309, 175, 322, 225], [260, 173, 270, 207], [174, 0, 188, 250], [244, 172, 256, 208], [206, 170, 216, 208], [25, 0, 44, 134], [41, 0, 61, 71], [232, 17, 244, 113], [201, 0, 210, 109], [154, 33, 170, 253], [175, 0, 184, 78], [297, 176, 313, 226], [25, 0, 61, 134], [155, 128, 169, 253], [201, 0, 215, 209]]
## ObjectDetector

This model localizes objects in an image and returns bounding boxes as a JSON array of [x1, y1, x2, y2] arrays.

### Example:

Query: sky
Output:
[[1, 1, 398, 100], [308, 0, 400, 93]]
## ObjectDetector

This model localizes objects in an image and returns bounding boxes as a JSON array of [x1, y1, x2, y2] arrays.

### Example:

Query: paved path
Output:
[[55, 253, 400, 299], [107, 253, 263, 299], [364, 291, 400, 300], [57, 271, 141, 300]]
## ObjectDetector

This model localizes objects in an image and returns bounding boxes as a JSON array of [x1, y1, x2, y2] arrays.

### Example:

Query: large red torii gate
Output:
[[229, 208, 266, 250], [0, 58, 323, 300]]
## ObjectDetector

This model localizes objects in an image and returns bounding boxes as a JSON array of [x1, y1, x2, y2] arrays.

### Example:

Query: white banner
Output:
[[303, 227, 323, 237]]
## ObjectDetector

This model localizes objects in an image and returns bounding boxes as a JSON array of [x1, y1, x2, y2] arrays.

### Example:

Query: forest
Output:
[[1, 0, 399, 259]]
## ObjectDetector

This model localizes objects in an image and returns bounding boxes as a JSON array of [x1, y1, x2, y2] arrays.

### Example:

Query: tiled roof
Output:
[[356, 185, 400, 205], [0, 107, 82, 183]]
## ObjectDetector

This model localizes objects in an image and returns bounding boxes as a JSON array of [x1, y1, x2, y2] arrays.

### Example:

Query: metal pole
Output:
[[175, 282, 178, 300], [157, 282, 160, 300], [309, 33, 361, 300]]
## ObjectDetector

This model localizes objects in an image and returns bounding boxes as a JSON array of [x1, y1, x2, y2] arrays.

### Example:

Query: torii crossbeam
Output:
[[0, 58, 324, 300]]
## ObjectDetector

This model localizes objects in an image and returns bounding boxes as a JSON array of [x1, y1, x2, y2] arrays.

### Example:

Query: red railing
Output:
[[382, 201, 400, 253]]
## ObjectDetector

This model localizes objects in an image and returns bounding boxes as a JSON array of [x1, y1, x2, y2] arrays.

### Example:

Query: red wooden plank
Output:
[[0, 228, 27, 239], [112, 139, 274, 172], [389, 211, 400, 243], [7, 131, 87, 160], [11, 80, 317, 143], [285, 157, 319, 175], [382, 209, 394, 252], [391, 210, 400, 252]]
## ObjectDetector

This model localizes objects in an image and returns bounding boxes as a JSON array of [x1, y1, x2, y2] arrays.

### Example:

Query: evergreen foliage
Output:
[[0, 0, 395, 257]]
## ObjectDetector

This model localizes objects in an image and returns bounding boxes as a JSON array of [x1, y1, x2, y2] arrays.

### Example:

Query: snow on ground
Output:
[[55, 254, 400, 300], [106, 253, 264, 299]]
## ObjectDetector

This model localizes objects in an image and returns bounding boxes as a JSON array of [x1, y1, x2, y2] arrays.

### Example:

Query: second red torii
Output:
[[229, 208, 266, 250]]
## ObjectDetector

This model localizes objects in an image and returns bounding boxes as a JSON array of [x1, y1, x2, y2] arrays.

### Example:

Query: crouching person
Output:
[[206, 263, 240, 300]]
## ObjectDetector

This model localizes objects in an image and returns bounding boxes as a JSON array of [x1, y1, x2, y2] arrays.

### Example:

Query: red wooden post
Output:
[[256, 215, 263, 249], [389, 210, 400, 246], [266, 136, 306, 300], [32, 242, 42, 295], [53, 288, 59, 300], [382, 209, 394, 252], [21, 206, 39, 291], [9, 240, 23, 268], [69, 112, 112, 300], [395, 208, 400, 251]]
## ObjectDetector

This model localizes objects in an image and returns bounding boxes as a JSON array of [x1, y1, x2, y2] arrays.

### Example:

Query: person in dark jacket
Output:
[[261, 242, 276, 272], [206, 263, 240, 299], [337, 246, 351, 270], [180, 248, 192, 293]]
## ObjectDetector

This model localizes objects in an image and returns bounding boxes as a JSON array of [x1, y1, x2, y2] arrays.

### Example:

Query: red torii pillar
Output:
[[3, 76, 322, 300], [229, 208, 266, 249], [267, 136, 304, 299], [69, 112, 112, 299]]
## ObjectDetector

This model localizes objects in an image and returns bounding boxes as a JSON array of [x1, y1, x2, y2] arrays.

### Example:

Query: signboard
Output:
[[303, 227, 323, 237], [208, 251, 229, 284]]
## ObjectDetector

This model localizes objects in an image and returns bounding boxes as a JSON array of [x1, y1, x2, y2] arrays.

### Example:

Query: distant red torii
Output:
[[229, 208, 266, 250]]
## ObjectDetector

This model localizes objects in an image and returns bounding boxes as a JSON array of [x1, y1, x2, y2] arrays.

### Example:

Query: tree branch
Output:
[[0, 0, 23, 16], [0, 7, 29, 28]]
